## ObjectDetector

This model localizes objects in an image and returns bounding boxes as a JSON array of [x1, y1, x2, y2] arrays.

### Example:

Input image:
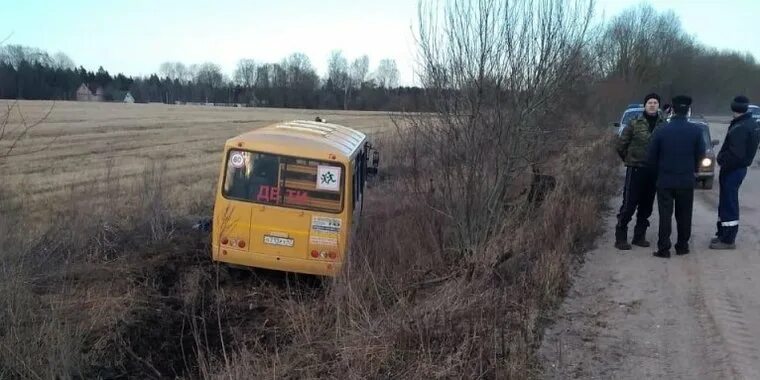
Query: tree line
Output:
[[593, 4, 760, 115], [1, 3, 760, 114], [0, 47, 427, 111]]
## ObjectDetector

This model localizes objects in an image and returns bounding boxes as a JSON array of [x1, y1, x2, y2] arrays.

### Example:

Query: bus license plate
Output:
[[264, 235, 294, 247]]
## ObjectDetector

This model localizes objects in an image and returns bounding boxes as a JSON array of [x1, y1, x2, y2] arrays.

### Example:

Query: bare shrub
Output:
[[402, 0, 597, 253], [0, 100, 56, 162], [137, 159, 175, 242], [0, 153, 189, 378]]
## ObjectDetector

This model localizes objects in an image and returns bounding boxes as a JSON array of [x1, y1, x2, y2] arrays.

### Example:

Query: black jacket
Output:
[[717, 113, 760, 172], [647, 115, 707, 189]]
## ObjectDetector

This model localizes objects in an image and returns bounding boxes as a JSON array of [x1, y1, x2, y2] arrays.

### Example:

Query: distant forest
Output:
[[0, 47, 429, 111]]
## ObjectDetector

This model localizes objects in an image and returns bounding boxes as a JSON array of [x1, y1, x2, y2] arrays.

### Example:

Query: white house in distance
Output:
[[76, 83, 104, 101], [76, 83, 134, 103], [112, 91, 135, 103], [75, 83, 90, 100]]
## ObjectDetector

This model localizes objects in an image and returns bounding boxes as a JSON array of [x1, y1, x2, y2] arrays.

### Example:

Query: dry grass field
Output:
[[0, 100, 617, 379], [0, 100, 395, 217]]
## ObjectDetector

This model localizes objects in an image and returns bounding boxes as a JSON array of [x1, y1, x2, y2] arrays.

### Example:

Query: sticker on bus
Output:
[[310, 236, 338, 246], [317, 165, 341, 192], [230, 152, 245, 168], [311, 216, 341, 233]]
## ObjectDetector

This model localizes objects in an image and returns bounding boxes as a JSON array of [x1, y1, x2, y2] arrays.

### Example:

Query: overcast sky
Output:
[[3, 0, 759, 85]]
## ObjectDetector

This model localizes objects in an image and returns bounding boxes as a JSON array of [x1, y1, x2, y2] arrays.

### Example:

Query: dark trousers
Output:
[[657, 188, 694, 251], [716, 167, 747, 244], [616, 166, 657, 241]]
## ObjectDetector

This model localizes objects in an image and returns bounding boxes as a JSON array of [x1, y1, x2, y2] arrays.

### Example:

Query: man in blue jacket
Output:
[[710, 96, 760, 249], [647, 95, 707, 258]]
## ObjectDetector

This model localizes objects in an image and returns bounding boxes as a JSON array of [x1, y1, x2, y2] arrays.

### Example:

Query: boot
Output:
[[652, 249, 671, 258], [632, 220, 651, 247], [713, 221, 724, 245], [631, 236, 651, 248], [615, 225, 632, 250], [709, 241, 736, 250]]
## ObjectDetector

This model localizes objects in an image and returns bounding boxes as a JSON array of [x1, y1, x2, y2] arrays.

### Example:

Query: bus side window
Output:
[[354, 151, 367, 207], [352, 171, 357, 207], [353, 151, 363, 209], [360, 150, 366, 194]]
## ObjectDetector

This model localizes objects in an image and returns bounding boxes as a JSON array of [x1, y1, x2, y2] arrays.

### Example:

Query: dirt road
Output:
[[539, 118, 760, 379]]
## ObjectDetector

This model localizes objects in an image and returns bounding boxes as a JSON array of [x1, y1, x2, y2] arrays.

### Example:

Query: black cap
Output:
[[672, 95, 692, 115], [644, 93, 661, 104], [731, 95, 749, 113]]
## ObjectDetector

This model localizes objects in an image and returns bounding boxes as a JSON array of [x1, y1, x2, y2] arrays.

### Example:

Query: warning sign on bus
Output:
[[316, 165, 341, 192]]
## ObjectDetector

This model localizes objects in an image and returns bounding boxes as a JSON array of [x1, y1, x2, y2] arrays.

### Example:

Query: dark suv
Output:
[[749, 104, 760, 122], [690, 117, 720, 189]]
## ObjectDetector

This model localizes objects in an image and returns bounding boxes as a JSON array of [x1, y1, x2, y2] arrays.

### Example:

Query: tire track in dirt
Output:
[[701, 272, 760, 379], [687, 289, 735, 379], [682, 260, 738, 379]]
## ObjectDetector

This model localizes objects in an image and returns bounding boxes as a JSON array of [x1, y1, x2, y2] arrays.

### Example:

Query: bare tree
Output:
[[327, 50, 351, 109], [174, 63, 189, 83], [159, 62, 190, 83], [374, 58, 400, 89], [0, 44, 51, 68], [349, 55, 370, 87], [281, 53, 319, 107], [255, 64, 271, 89], [52, 52, 75, 70], [595, 4, 690, 85], [194, 62, 225, 88], [282, 53, 316, 86], [327, 50, 349, 87], [233, 59, 258, 87], [404, 0, 596, 252], [159, 62, 177, 80], [0, 101, 55, 163]]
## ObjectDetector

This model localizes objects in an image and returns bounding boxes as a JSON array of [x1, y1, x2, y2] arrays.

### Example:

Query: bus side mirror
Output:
[[367, 150, 380, 176], [612, 122, 620, 128], [711, 139, 720, 146]]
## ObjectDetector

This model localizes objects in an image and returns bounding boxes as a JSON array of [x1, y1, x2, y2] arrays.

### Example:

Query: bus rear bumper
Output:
[[212, 246, 342, 277]]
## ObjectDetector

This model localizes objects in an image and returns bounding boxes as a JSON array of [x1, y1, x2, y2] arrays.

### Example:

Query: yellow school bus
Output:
[[211, 119, 378, 276]]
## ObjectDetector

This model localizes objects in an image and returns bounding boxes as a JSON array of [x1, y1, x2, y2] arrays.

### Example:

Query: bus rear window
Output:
[[222, 150, 344, 213]]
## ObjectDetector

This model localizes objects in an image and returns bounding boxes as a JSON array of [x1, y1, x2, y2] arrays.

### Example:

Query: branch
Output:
[[0, 101, 56, 160], [0, 32, 12, 46]]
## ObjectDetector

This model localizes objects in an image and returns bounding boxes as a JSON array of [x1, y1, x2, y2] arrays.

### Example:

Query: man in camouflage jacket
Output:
[[614, 93, 668, 250]]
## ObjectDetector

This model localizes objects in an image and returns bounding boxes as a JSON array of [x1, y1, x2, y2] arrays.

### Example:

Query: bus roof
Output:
[[227, 120, 367, 159]]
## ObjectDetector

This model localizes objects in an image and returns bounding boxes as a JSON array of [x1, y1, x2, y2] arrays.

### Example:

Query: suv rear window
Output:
[[621, 110, 641, 127], [222, 150, 344, 213], [699, 124, 711, 145]]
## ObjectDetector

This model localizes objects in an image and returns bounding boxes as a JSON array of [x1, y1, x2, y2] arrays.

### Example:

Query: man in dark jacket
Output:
[[614, 93, 667, 250], [710, 96, 760, 249], [647, 95, 706, 258]]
